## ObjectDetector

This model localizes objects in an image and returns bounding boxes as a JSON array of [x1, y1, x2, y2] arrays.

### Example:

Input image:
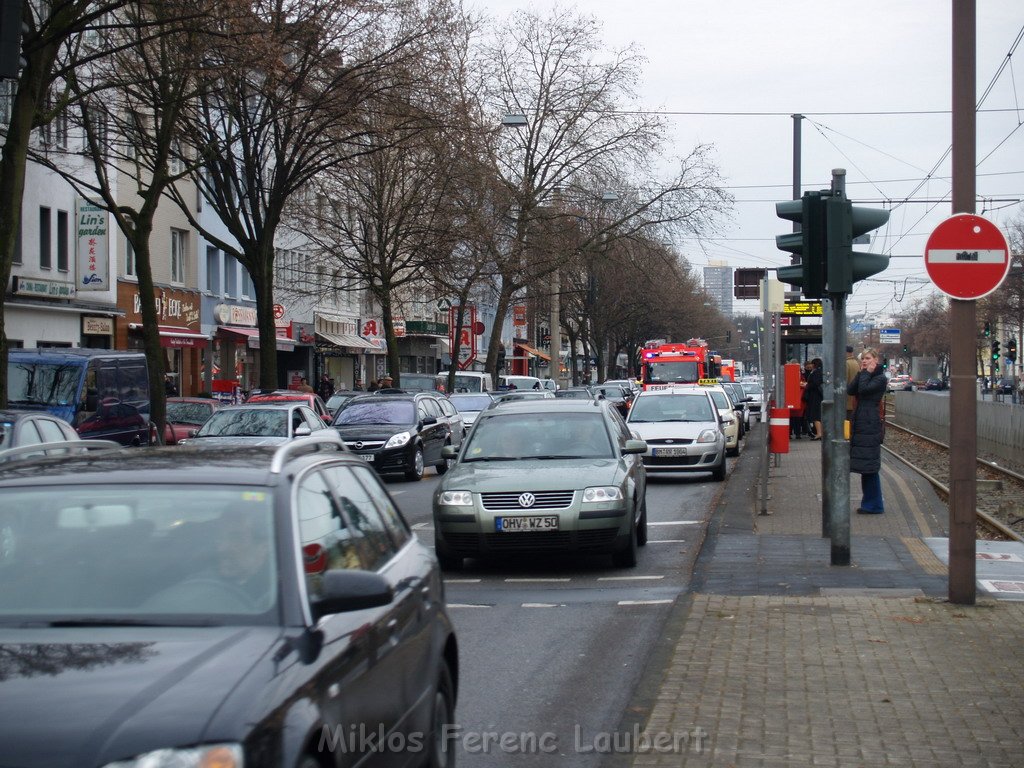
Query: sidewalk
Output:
[[625, 427, 1024, 768]]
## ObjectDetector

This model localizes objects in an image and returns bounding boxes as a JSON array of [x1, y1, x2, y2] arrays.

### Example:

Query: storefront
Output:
[[401, 320, 449, 375], [116, 282, 206, 396], [316, 313, 381, 390], [5, 277, 121, 349]]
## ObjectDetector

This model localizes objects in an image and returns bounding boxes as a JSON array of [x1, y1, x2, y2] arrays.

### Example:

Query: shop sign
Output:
[[215, 303, 258, 326], [76, 199, 110, 291], [82, 316, 114, 335], [130, 288, 200, 328], [406, 320, 448, 335], [291, 322, 315, 344], [12, 276, 76, 299], [393, 319, 406, 337], [513, 304, 527, 327]]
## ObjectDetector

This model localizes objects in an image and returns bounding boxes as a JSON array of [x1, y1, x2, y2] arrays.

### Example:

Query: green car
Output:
[[432, 399, 648, 570]]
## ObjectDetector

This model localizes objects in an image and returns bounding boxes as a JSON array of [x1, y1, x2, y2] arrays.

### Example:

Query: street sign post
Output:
[[448, 305, 477, 369], [879, 328, 901, 345], [924, 213, 1011, 300]]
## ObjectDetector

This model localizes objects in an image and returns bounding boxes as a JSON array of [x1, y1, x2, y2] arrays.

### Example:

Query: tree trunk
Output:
[[255, 247, 278, 390], [130, 228, 167, 444]]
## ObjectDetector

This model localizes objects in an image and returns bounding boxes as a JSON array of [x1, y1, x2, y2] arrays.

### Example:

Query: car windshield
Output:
[[463, 412, 613, 461], [7, 361, 81, 406], [645, 361, 700, 384], [398, 375, 436, 392], [166, 401, 215, 425], [198, 408, 288, 437], [0, 486, 278, 623], [628, 394, 714, 423], [327, 393, 357, 410], [555, 390, 592, 399], [708, 390, 730, 409], [441, 375, 487, 393], [741, 384, 763, 396], [449, 395, 493, 412], [593, 387, 625, 402], [334, 400, 415, 426]]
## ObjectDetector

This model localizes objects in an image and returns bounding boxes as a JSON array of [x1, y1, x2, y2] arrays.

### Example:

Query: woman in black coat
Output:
[[847, 348, 888, 513], [804, 358, 824, 439]]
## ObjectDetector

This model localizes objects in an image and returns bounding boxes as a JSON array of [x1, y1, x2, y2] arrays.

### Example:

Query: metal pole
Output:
[[821, 293, 834, 537], [949, 0, 977, 604], [760, 307, 770, 514]]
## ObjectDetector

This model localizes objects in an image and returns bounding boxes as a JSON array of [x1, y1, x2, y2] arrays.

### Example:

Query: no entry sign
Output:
[[924, 214, 1010, 300]]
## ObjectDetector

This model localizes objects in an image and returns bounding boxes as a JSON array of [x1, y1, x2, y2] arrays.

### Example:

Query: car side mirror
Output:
[[311, 570, 394, 621], [441, 444, 458, 459], [422, 416, 438, 426], [622, 439, 647, 455], [188, 428, 199, 437], [294, 425, 312, 437]]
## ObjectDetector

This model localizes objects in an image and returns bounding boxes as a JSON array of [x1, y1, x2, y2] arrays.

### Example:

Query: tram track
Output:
[[882, 417, 1024, 543]]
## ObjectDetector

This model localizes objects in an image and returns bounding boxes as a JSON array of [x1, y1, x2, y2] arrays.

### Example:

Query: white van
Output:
[[435, 370, 494, 393], [499, 374, 544, 391]]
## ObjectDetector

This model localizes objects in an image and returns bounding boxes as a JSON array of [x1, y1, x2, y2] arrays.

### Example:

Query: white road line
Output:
[[649, 539, 688, 543], [504, 578, 572, 583], [648, 521, 701, 526], [444, 578, 482, 584], [597, 575, 665, 581], [522, 603, 561, 608], [447, 603, 492, 609], [617, 599, 673, 606], [411, 523, 432, 530]]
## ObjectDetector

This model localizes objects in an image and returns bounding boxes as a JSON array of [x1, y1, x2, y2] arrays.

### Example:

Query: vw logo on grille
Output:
[[518, 493, 536, 508], [354, 441, 364, 450]]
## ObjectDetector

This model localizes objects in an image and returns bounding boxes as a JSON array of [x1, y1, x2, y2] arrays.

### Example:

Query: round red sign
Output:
[[924, 214, 1010, 300], [272, 303, 286, 320]]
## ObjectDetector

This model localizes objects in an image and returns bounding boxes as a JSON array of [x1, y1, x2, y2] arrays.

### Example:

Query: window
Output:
[[241, 265, 254, 299], [352, 466, 410, 549], [206, 247, 220, 294], [169, 140, 185, 175], [56, 211, 69, 271], [296, 471, 364, 600], [224, 255, 238, 297], [171, 229, 187, 284], [126, 240, 136, 277], [53, 107, 68, 149], [322, 466, 397, 571], [39, 207, 51, 269]]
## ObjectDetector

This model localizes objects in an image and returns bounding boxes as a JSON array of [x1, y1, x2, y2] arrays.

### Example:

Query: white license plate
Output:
[[495, 515, 559, 532], [355, 453, 374, 462], [653, 446, 687, 457]]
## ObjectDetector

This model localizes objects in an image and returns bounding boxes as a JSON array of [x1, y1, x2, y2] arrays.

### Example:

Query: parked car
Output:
[[0, 411, 112, 464], [740, 382, 767, 423], [7, 349, 153, 445], [179, 402, 331, 447], [924, 378, 948, 391], [325, 390, 363, 418], [433, 398, 648, 570], [447, 393, 496, 430], [331, 392, 452, 480], [0, 435, 458, 768], [721, 381, 752, 435], [245, 389, 332, 422], [591, 384, 632, 419], [625, 388, 727, 481], [164, 397, 221, 445], [675, 384, 741, 457]]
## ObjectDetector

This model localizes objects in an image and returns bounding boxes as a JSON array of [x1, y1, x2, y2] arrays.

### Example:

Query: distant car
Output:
[[448, 393, 496, 430], [0, 410, 95, 463], [164, 397, 220, 445], [720, 381, 752, 435], [740, 382, 767, 422], [245, 389, 332, 422], [433, 398, 648, 570], [555, 387, 597, 400], [603, 379, 641, 397], [675, 384, 741, 457], [499, 374, 544, 391], [179, 402, 332, 447], [591, 384, 632, 419], [887, 375, 914, 392], [325, 390, 362, 418], [0, 435, 458, 768], [924, 378, 947, 391], [625, 388, 727, 481], [489, 390, 556, 406], [394, 373, 440, 393]]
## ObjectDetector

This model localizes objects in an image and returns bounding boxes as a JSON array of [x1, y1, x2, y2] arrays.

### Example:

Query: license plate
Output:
[[653, 446, 687, 457], [495, 515, 559, 532], [355, 453, 374, 462]]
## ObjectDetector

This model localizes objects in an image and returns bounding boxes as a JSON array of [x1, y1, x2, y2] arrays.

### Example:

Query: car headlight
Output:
[[696, 429, 719, 443], [582, 486, 624, 503], [103, 744, 243, 768], [439, 490, 473, 506], [384, 431, 412, 450]]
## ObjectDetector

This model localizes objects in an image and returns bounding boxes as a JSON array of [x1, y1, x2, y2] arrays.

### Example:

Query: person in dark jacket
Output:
[[804, 358, 824, 440], [847, 348, 888, 514]]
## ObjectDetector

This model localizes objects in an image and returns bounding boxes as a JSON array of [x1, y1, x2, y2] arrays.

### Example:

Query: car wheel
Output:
[[405, 446, 425, 481], [436, 441, 453, 475], [612, 505, 639, 568], [727, 439, 740, 458], [423, 662, 457, 768], [712, 453, 727, 481], [637, 494, 648, 546]]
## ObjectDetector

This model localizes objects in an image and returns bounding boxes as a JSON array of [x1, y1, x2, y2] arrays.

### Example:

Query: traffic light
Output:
[[1007, 338, 1018, 363], [902, 344, 909, 355], [825, 198, 890, 294], [992, 339, 1001, 363], [726, 330, 732, 343], [882, 357, 889, 370], [776, 192, 827, 299], [984, 321, 991, 338]]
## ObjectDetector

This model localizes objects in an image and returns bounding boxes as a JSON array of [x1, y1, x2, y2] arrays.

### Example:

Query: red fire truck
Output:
[[639, 339, 721, 390]]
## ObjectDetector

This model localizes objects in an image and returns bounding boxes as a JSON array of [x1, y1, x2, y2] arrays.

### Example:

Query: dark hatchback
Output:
[[0, 438, 458, 768], [332, 393, 451, 480]]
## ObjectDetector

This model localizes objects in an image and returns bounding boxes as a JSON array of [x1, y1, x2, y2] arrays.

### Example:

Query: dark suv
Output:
[[332, 392, 453, 480], [0, 435, 459, 768]]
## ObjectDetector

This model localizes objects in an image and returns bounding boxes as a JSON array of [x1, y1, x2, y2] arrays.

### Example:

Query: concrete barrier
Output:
[[893, 391, 1024, 465]]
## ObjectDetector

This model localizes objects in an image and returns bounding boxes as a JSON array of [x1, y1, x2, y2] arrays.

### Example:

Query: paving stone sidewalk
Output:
[[626, 427, 1024, 768]]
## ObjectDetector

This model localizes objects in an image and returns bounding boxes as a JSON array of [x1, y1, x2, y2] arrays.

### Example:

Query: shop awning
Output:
[[316, 330, 380, 352], [516, 343, 550, 361], [129, 323, 209, 348], [218, 326, 295, 352]]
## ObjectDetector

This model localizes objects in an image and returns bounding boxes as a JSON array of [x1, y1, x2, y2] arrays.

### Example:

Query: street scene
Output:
[[1, 1, 1023, 767]]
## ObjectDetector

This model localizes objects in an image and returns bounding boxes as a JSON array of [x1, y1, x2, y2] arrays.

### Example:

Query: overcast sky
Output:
[[468, 0, 1024, 320]]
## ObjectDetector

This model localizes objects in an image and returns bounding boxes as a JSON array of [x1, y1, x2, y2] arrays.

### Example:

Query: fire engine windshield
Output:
[[645, 361, 700, 384]]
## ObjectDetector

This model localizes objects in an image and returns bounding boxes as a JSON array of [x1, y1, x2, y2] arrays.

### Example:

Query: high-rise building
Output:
[[703, 260, 733, 316]]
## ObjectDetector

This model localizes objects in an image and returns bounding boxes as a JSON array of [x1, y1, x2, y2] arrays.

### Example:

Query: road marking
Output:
[[448, 603, 492, 609], [648, 520, 701, 526], [617, 599, 673, 606], [412, 522, 432, 530], [597, 575, 665, 581], [504, 578, 572, 583], [649, 539, 687, 544], [444, 578, 481, 584], [522, 603, 561, 608]]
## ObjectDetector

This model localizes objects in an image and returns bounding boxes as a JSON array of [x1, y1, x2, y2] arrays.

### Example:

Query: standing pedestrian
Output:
[[804, 358, 824, 440], [845, 345, 860, 420], [353, 378, 364, 391], [298, 377, 314, 393], [367, 379, 379, 392], [164, 374, 179, 397], [316, 373, 334, 401], [848, 348, 888, 514]]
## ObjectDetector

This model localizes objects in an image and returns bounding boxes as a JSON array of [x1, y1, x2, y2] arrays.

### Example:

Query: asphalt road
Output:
[[383, 442, 741, 767]]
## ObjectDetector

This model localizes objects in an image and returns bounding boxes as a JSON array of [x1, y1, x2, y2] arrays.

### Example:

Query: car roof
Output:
[[482, 398, 605, 415], [217, 402, 306, 411]]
